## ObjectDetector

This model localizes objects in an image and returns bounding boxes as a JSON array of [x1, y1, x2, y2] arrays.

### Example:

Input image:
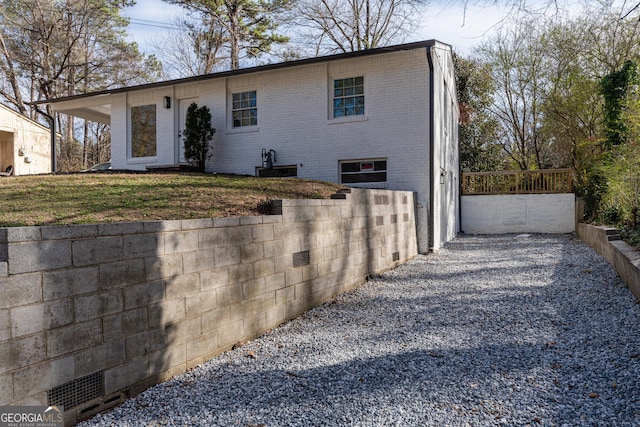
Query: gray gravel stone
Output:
[[80, 234, 640, 426]]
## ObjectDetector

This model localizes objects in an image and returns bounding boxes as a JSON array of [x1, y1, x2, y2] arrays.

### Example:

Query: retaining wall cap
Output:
[[6, 227, 41, 242], [41, 224, 98, 240]]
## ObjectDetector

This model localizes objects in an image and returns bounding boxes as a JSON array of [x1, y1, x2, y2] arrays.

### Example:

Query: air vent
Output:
[[392, 252, 400, 262], [292, 250, 310, 268], [48, 371, 104, 410]]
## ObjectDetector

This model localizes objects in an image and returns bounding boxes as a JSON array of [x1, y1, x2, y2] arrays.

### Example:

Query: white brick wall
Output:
[[110, 50, 431, 187], [107, 42, 459, 252]]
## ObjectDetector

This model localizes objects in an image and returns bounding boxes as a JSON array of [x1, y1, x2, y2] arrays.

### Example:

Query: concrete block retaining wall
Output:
[[461, 193, 576, 235], [576, 223, 640, 301], [0, 188, 417, 424]]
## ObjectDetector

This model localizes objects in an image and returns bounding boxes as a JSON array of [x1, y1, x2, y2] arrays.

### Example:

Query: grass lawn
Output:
[[0, 173, 344, 227]]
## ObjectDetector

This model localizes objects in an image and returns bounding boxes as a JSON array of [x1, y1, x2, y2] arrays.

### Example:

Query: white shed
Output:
[[0, 103, 52, 176]]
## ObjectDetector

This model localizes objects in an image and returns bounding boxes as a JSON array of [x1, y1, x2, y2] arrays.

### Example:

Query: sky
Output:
[[121, 1, 514, 57], [121, 1, 637, 57]]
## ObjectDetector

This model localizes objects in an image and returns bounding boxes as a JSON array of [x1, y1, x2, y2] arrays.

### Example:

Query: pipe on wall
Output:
[[33, 106, 56, 173], [426, 44, 435, 252]]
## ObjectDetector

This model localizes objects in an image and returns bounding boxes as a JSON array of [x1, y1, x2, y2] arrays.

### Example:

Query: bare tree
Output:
[[0, 0, 160, 169], [477, 18, 551, 170], [149, 17, 227, 78], [289, 0, 426, 54]]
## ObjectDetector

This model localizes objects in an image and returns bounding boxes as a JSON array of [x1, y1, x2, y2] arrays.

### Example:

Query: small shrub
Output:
[[602, 203, 624, 225], [256, 199, 272, 215], [183, 102, 215, 172], [621, 226, 640, 250]]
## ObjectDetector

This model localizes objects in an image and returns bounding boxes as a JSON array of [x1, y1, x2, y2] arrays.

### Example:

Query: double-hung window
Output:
[[333, 77, 364, 118], [232, 91, 257, 127], [130, 104, 157, 158]]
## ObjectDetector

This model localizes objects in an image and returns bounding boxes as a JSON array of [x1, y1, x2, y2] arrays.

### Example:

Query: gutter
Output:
[[426, 44, 435, 252], [33, 106, 56, 173]]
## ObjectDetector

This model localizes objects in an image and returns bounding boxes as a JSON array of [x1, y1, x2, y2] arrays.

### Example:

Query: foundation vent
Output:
[[392, 252, 400, 262], [293, 250, 310, 268], [48, 371, 104, 410]]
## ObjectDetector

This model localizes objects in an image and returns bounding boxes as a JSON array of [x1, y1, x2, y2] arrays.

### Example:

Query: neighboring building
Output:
[[40, 40, 459, 252], [0, 103, 51, 176]]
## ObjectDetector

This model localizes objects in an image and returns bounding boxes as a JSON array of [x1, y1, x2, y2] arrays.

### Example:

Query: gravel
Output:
[[80, 234, 640, 426]]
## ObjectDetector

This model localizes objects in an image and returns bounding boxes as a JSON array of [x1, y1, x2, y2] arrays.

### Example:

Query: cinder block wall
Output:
[[0, 188, 417, 424]]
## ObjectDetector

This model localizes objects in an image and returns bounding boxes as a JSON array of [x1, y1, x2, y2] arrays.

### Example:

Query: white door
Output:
[[178, 98, 198, 163]]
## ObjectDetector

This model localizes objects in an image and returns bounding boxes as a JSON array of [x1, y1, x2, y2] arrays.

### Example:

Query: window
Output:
[[232, 91, 257, 127], [257, 165, 298, 177], [333, 77, 364, 118], [340, 159, 387, 184], [130, 104, 156, 158]]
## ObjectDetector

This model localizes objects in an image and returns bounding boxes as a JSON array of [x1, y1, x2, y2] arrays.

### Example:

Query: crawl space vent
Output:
[[292, 250, 310, 268], [392, 252, 400, 261], [48, 371, 104, 410]]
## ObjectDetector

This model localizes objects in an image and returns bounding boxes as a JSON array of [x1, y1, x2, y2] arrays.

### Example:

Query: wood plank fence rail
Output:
[[462, 169, 573, 195]]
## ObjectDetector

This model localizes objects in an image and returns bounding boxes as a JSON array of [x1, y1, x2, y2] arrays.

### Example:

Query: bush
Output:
[[577, 169, 608, 221], [621, 226, 640, 250], [601, 203, 624, 225], [183, 102, 215, 172]]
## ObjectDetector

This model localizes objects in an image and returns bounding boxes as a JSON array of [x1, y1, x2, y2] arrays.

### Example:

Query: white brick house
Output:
[[42, 40, 459, 252]]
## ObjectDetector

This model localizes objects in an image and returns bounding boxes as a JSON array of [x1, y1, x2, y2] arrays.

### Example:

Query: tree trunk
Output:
[[228, 1, 240, 70]]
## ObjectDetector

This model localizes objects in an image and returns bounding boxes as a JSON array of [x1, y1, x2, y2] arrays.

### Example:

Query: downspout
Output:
[[426, 43, 435, 252], [458, 122, 462, 234], [34, 106, 56, 173]]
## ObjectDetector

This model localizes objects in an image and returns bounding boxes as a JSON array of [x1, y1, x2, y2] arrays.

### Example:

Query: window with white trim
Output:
[[333, 77, 364, 118], [130, 104, 156, 158], [340, 159, 387, 184], [232, 90, 257, 127]]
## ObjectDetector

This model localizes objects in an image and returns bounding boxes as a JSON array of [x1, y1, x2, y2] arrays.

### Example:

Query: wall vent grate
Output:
[[292, 250, 310, 268], [392, 252, 400, 262], [48, 371, 104, 410]]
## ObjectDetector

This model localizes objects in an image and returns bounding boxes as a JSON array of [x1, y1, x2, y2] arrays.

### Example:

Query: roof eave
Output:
[[34, 40, 442, 106]]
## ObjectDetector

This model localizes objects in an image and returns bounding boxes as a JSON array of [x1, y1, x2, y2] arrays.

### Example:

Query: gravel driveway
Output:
[[81, 234, 640, 426]]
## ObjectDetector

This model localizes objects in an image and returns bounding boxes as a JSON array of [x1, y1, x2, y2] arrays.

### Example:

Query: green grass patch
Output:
[[0, 173, 344, 227]]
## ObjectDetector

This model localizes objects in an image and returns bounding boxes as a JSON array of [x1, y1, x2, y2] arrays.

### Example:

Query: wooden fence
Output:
[[462, 169, 573, 195]]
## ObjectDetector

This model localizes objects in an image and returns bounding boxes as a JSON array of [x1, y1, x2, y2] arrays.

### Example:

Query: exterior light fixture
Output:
[[163, 96, 171, 109]]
